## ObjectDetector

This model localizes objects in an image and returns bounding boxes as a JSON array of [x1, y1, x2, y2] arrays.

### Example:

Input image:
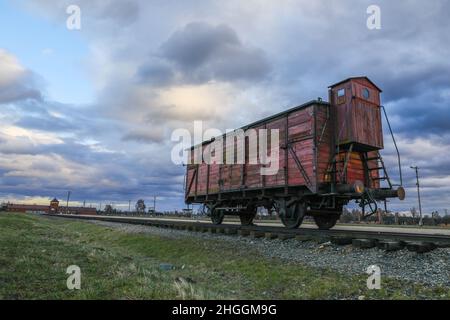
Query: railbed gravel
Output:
[[88, 220, 449, 288]]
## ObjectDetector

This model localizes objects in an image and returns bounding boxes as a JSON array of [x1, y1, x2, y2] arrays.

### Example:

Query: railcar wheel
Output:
[[239, 206, 257, 226], [276, 200, 306, 229], [313, 214, 340, 230], [207, 204, 224, 225]]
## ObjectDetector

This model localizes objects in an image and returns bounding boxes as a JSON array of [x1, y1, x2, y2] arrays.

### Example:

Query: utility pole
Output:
[[66, 191, 71, 214], [128, 200, 131, 213], [410, 166, 423, 226], [153, 195, 156, 213]]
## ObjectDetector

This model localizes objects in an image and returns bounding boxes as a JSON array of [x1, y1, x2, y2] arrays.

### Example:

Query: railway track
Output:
[[44, 214, 450, 252]]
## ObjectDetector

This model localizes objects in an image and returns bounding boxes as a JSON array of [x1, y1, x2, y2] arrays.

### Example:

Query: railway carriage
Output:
[[184, 77, 405, 229]]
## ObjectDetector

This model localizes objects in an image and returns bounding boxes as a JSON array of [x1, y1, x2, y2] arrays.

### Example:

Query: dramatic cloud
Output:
[[154, 22, 271, 84], [122, 128, 165, 144], [1, 0, 449, 212], [26, 0, 140, 28], [0, 49, 41, 103]]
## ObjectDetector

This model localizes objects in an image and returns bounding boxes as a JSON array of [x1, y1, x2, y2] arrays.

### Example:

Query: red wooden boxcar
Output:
[[185, 77, 405, 229]]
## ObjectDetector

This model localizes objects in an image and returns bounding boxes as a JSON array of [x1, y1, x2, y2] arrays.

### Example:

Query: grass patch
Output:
[[0, 212, 448, 300]]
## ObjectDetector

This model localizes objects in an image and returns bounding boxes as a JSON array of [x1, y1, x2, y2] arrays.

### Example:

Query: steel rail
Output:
[[43, 214, 450, 247]]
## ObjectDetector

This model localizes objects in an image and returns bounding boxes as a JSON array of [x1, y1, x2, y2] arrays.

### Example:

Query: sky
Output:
[[0, 0, 449, 213]]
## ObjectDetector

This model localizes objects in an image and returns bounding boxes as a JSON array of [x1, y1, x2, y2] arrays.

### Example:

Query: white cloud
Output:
[[0, 49, 26, 87], [1, 126, 64, 145], [1, 0, 449, 211]]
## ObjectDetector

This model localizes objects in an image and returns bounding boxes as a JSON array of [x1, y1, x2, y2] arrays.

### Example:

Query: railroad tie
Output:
[[207, 227, 217, 233], [224, 228, 237, 235], [352, 238, 377, 249], [330, 236, 353, 245], [405, 242, 436, 254], [265, 232, 278, 239], [238, 229, 250, 237], [278, 234, 294, 241], [295, 235, 311, 242], [250, 231, 265, 238], [376, 240, 404, 251]]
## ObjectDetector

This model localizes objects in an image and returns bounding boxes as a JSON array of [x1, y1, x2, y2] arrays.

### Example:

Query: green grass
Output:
[[0, 212, 448, 300]]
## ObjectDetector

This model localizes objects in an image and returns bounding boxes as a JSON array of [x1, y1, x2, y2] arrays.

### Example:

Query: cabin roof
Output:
[[188, 99, 329, 150], [328, 76, 382, 92]]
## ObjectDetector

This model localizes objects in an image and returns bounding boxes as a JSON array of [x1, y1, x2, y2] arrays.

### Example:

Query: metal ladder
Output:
[[362, 150, 392, 189]]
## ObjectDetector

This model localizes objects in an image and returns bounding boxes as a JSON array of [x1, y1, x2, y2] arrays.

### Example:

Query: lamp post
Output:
[[410, 166, 423, 226], [66, 190, 71, 215]]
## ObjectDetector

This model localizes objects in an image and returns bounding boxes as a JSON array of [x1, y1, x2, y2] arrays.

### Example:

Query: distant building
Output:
[[7, 204, 50, 214], [4, 198, 97, 215], [50, 198, 59, 213]]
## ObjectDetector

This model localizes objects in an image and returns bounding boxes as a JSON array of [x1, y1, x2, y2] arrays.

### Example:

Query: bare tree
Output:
[[410, 207, 417, 219], [135, 199, 146, 214], [432, 211, 440, 219], [104, 204, 113, 215]]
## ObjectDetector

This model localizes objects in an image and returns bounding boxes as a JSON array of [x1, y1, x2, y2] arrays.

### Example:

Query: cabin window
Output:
[[337, 88, 345, 104], [362, 88, 370, 99]]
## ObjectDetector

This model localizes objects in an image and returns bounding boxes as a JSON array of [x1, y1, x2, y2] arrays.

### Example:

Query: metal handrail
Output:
[[381, 105, 403, 186]]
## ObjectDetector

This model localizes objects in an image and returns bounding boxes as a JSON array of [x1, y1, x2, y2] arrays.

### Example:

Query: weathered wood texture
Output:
[[329, 77, 383, 150], [186, 103, 320, 197], [186, 77, 385, 199]]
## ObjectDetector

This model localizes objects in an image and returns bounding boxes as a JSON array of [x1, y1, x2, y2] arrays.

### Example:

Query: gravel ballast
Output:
[[88, 220, 450, 288]]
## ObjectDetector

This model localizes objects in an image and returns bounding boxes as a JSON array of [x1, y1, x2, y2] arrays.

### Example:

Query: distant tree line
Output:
[[93, 201, 450, 226], [339, 207, 450, 226]]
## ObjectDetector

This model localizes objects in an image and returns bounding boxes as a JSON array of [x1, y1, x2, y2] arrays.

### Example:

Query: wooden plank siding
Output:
[[186, 77, 385, 201], [329, 77, 383, 150], [186, 102, 325, 198]]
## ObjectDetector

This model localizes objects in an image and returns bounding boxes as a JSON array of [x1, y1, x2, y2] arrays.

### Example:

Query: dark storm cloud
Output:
[[8, 0, 450, 211], [0, 49, 43, 103], [140, 22, 271, 84], [122, 129, 165, 144], [135, 62, 174, 86], [95, 0, 140, 25], [161, 22, 240, 68], [8, 99, 101, 136], [375, 65, 450, 103], [7, 98, 134, 149], [0, 62, 183, 208], [390, 96, 450, 135], [0, 134, 185, 206], [16, 116, 76, 132], [0, 84, 41, 104], [26, 0, 140, 28], [0, 70, 42, 104]]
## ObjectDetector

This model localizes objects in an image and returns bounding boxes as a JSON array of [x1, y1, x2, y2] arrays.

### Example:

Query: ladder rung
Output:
[[372, 177, 387, 180], [366, 157, 380, 161], [368, 167, 384, 171]]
